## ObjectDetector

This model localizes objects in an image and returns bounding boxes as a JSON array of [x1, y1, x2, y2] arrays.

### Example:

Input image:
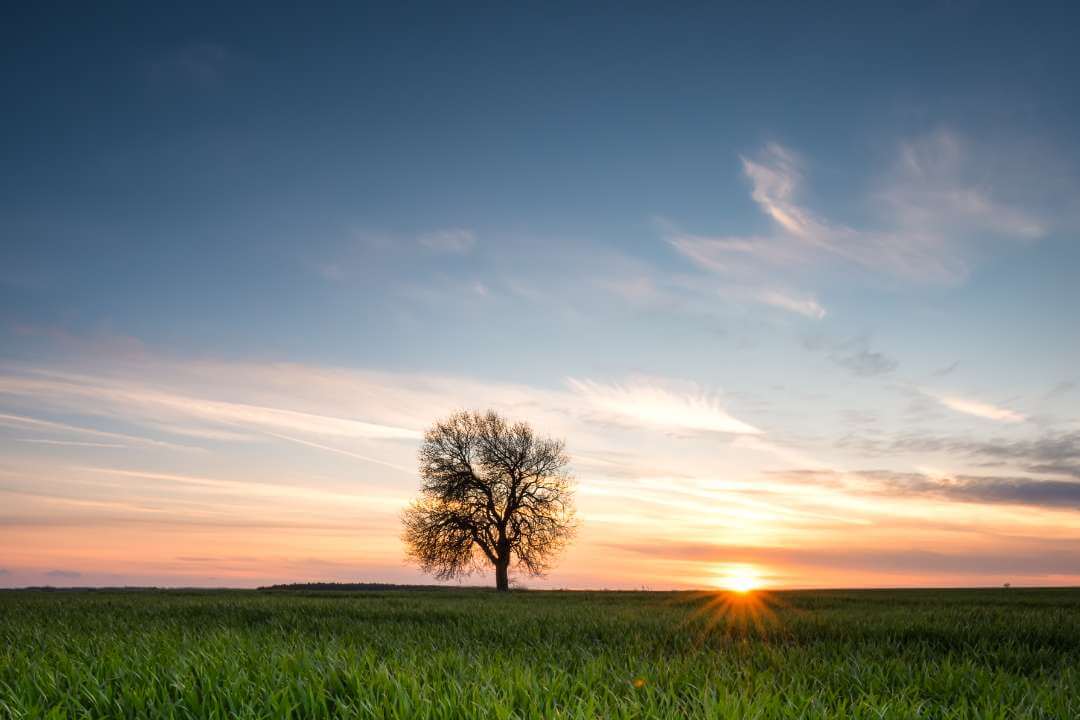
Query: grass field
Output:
[[1, 588, 1077, 719]]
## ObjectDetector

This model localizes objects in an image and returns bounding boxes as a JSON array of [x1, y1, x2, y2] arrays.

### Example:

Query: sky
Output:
[[2, 1, 1079, 590]]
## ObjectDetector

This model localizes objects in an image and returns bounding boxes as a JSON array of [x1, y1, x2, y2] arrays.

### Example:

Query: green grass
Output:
[[1, 588, 1077, 718]]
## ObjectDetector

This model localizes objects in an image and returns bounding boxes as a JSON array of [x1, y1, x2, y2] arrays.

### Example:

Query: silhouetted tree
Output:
[[402, 410, 575, 591]]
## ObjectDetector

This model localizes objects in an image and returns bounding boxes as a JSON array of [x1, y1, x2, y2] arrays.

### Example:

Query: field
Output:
[[1, 588, 1077, 719]]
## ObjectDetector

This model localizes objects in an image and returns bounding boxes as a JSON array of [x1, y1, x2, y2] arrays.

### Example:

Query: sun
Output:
[[725, 574, 760, 593], [714, 565, 763, 594]]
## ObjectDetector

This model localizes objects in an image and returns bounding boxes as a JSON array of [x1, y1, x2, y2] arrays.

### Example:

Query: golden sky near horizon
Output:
[[2, 351, 1077, 590]]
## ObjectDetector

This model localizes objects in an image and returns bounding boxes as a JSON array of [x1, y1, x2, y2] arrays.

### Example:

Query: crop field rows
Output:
[[1, 588, 1077, 719]]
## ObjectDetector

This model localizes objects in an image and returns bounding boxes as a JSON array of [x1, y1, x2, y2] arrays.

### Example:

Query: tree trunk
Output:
[[495, 559, 509, 592]]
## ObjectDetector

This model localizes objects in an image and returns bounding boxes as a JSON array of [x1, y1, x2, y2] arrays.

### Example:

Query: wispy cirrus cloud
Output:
[[929, 392, 1027, 423], [659, 222, 826, 320], [0, 372, 421, 442], [753, 289, 827, 319], [664, 228, 807, 277], [0, 412, 193, 450], [568, 378, 761, 435], [262, 432, 414, 474], [3, 358, 733, 476], [16, 438, 127, 448], [664, 130, 1053, 313], [74, 466, 410, 509], [880, 130, 1046, 244], [668, 143, 951, 283], [307, 227, 479, 288]]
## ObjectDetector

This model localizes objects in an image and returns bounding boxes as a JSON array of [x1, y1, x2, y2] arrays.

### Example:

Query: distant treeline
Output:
[[3, 587, 235, 593], [257, 582, 478, 592], [2, 583, 488, 593]]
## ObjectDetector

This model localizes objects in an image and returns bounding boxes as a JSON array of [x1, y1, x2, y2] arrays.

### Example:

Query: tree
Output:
[[402, 410, 576, 591]]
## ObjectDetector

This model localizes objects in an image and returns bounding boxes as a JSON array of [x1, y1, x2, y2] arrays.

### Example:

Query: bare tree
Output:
[[402, 410, 575, 591]]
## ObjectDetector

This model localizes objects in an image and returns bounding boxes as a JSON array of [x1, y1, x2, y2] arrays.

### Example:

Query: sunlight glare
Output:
[[714, 565, 763, 593]]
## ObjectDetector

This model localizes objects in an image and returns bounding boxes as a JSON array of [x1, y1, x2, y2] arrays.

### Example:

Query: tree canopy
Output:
[[402, 410, 575, 591]]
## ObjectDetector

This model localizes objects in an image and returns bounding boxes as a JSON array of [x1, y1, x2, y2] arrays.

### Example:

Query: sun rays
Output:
[[674, 568, 786, 641], [683, 589, 784, 640]]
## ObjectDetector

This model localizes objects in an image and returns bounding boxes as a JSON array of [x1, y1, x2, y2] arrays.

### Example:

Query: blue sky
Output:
[[1, 2, 1079, 588]]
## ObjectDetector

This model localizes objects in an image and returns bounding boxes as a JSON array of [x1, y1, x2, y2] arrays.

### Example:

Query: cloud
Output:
[[1028, 464, 1080, 480], [881, 129, 1046, 242], [727, 142, 970, 282], [914, 474, 1080, 509], [262, 432, 414, 473], [803, 335, 897, 377], [666, 230, 807, 276], [1043, 381, 1076, 401], [929, 392, 1027, 422], [833, 348, 897, 377], [0, 355, 625, 469], [418, 229, 476, 254], [16, 439, 127, 449], [75, 466, 409, 509], [0, 412, 192, 450], [0, 372, 422, 442], [962, 432, 1080, 479], [667, 130, 1051, 293], [45, 569, 81, 579], [779, 468, 1080, 511], [931, 361, 959, 378], [838, 429, 1080, 480], [754, 289, 827, 319], [740, 143, 822, 240], [568, 378, 761, 435], [13, 357, 768, 450], [0, 568, 8, 576], [309, 227, 485, 289], [149, 394, 422, 440]]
